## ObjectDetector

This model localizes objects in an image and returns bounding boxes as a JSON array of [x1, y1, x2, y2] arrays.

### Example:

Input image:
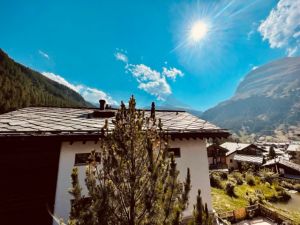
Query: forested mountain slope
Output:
[[0, 49, 90, 113]]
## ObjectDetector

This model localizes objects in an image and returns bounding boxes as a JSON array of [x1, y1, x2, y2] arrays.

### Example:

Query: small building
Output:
[[221, 142, 264, 170], [263, 158, 300, 179], [0, 105, 229, 225], [287, 144, 300, 164], [207, 143, 228, 169]]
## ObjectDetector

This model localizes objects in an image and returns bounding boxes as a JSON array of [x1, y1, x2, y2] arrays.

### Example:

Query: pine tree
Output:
[[65, 96, 191, 225], [269, 146, 276, 159], [189, 190, 212, 225]]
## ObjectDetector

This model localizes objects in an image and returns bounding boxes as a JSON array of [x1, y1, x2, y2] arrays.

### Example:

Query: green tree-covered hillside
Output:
[[0, 49, 90, 113]]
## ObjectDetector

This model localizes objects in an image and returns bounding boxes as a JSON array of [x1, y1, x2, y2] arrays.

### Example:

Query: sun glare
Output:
[[189, 20, 208, 42]]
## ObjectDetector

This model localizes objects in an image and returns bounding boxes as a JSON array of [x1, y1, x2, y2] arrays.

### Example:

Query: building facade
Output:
[[0, 106, 229, 225]]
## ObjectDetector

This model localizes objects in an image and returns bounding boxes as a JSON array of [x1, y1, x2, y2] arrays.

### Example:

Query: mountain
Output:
[[157, 98, 203, 117], [202, 57, 300, 139], [0, 49, 91, 113]]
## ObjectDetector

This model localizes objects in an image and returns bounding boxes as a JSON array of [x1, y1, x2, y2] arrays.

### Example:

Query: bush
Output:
[[240, 162, 254, 172], [265, 194, 278, 202], [236, 177, 243, 185], [219, 172, 228, 180], [255, 190, 265, 202], [281, 181, 294, 190], [277, 190, 291, 202], [225, 182, 236, 197], [265, 182, 271, 188], [246, 173, 255, 186], [274, 185, 284, 192], [294, 184, 300, 192], [232, 172, 243, 185], [259, 168, 277, 184], [210, 174, 223, 189], [248, 197, 257, 206]]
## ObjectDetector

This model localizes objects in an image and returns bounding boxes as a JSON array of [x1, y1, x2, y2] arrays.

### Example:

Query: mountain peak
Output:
[[202, 57, 300, 140]]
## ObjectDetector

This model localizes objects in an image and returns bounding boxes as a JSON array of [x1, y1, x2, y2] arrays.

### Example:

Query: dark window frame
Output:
[[74, 153, 100, 166], [168, 148, 181, 158]]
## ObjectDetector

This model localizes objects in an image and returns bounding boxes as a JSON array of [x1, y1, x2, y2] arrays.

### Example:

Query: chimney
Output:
[[99, 99, 106, 110]]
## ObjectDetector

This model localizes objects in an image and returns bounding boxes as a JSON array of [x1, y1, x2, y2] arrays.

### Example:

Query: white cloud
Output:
[[138, 78, 171, 101], [128, 64, 161, 82], [42, 72, 78, 92], [115, 51, 183, 101], [162, 67, 184, 80], [77, 86, 117, 105], [258, 0, 300, 55], [114, 52, 128, 63], [127, 64, 171, 100], [41, 72, 116, 105], [38, 50, 50, 59]]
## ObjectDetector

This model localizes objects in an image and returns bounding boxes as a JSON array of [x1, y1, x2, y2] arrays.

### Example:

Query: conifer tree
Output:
[[65, 96, 191, 225], [189, 190, 212, 225], [268, 146, 276, 159]]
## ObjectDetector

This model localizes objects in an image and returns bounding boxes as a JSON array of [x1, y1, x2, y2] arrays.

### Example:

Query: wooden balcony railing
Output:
[[216, 204, 294, 225]]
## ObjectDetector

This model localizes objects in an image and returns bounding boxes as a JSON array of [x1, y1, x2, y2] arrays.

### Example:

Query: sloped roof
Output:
[[221, 142, 251, 156], [233, 154, 263, 165], [263, 158, 300, 173], [0, 107, 229, 139], [287, 144, 300, 152]]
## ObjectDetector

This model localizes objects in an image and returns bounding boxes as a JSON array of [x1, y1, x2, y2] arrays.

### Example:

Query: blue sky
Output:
[[1, 0, 300, 110]]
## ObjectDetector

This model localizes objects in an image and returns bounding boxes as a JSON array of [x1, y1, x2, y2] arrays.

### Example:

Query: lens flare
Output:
[[190, 21, 208, 42]]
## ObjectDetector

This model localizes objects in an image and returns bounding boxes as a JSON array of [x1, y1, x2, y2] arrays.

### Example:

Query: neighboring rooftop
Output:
[[287, 144, 300, 152], [0, 107, 230, 139], [263, 158, 300, 173], [233, 154, 263, 165], [221, 142, 251, 156]]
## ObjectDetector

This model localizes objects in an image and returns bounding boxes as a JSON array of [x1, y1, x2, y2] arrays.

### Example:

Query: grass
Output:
[[211, 173, 300, 223], [211, 188, 248, 212]]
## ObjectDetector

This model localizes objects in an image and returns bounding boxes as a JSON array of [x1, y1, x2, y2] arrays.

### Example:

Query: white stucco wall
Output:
[[226, 153, 238, 170], [53, 138, 211, 222], [53, 141, 101, 221], [169, 139, 212, 216]]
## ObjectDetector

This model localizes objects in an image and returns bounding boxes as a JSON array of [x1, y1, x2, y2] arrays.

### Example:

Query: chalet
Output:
[[287, 144, 300, 164], [0, 103, 229, 225], [206, 143, 228, 169], [263, 158, 300, 179], [221, 142, 264, 170]]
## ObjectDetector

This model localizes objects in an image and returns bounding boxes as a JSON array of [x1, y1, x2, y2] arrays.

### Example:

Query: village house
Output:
[[0, 103, 229, 225], [221, 142, 264, 170], [287, 144, 300, 164], [262, 158, 300, 179], [206, 143, 228, 169]]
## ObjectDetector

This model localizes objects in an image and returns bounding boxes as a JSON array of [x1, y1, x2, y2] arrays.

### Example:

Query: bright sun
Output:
[[190, 20, 208, 42]]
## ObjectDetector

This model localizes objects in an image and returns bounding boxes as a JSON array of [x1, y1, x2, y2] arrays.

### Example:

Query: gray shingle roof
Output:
[[233, 154, 264, 165], [263, 158, 300, 173], [0, 107, 229, 138], [287, 144, 300, 152], [221, 142, 251, 156]]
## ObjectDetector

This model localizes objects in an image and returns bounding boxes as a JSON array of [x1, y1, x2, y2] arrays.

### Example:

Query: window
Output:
[[168, 148, 181, 158], [74, 153, 100, 166], [230, 159, 233, 163]]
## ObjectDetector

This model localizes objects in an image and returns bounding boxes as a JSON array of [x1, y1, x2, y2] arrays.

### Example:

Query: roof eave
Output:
[[0, 129, 230, 141]]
